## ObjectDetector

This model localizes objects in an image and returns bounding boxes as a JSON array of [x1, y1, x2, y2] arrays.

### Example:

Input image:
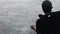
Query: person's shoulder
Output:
[[50, 11, 60, 15], [37, 14, 44, 22], [38, 14, 44, 18], [50, 11, 60, 18]]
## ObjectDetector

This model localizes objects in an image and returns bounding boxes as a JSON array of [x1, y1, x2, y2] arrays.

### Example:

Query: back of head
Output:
[[42, 0, 53, 13]]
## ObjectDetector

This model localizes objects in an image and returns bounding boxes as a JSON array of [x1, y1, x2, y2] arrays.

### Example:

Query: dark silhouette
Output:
[[49, 11, 60, 34], [31, 0, 60, 34], [36, 0, 57, 34]]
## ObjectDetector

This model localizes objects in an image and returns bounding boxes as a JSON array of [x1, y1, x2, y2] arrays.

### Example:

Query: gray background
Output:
[[0, 0, 60, 34]]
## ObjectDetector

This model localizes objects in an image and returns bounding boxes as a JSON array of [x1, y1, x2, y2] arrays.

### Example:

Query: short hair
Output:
[[42, 0, 52, 13]]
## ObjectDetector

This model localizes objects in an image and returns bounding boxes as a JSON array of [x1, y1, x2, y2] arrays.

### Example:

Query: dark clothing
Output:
[[50, 11, 60, 34], [36, 11, 60, 34], [36, 14, 51, 34]]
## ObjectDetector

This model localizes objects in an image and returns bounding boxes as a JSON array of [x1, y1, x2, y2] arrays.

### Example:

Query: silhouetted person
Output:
[[31, 0, 60, 34], [36, 0, 55, 34]]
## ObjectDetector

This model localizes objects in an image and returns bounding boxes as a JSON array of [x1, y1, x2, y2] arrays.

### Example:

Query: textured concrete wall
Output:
[[0, 0, 60, 34]]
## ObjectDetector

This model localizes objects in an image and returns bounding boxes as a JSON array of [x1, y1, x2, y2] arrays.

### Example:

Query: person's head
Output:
[[42, 0, 53, 14]]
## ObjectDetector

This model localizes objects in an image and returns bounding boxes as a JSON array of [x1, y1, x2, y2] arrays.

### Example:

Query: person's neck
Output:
[[45, 13, 48, 15], [45, 12, 51, 15]]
